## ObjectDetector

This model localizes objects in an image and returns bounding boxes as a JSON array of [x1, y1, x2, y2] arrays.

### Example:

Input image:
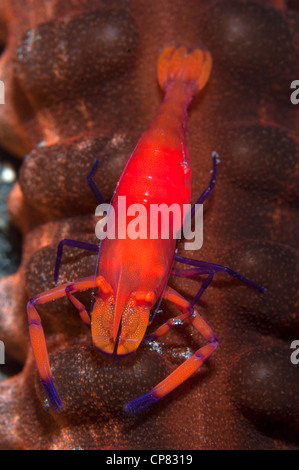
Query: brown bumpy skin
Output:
[[0, 0, 299, 450]]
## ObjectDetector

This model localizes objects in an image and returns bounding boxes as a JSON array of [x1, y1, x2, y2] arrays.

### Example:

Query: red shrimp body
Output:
[[91, 46, 212, 356]]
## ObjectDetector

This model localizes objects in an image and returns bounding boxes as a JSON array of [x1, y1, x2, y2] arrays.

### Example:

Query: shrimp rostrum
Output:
[[27, 46, 265, 412]]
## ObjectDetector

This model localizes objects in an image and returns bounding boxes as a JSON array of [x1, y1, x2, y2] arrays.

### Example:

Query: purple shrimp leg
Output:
[[145, 269, 213, 342], [179, 151, 266, 293], [27, 276, 96, 409], [54, 160, 105, 284], [54, 239, 99, 284], [171, 267, 215, 306], [87, 159, 106, 204], [126, 286, 218, 412], [190, 151, 219, 220], [174, 255, 266, 292]]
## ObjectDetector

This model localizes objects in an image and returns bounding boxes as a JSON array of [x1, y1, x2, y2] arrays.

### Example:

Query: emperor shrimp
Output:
[[27, 46, 265, 412]]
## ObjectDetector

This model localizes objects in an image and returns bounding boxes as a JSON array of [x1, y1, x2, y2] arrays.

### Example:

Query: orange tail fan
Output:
[[157, 45, 212, 94]]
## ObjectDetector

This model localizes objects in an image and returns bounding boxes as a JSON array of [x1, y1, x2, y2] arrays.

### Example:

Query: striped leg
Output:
[[65, 282, 93, 327], [146, 269, 214, 342], [145, 309, 191, 341], [27, 276, 95, 409], [125, 286, 218, 412]]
